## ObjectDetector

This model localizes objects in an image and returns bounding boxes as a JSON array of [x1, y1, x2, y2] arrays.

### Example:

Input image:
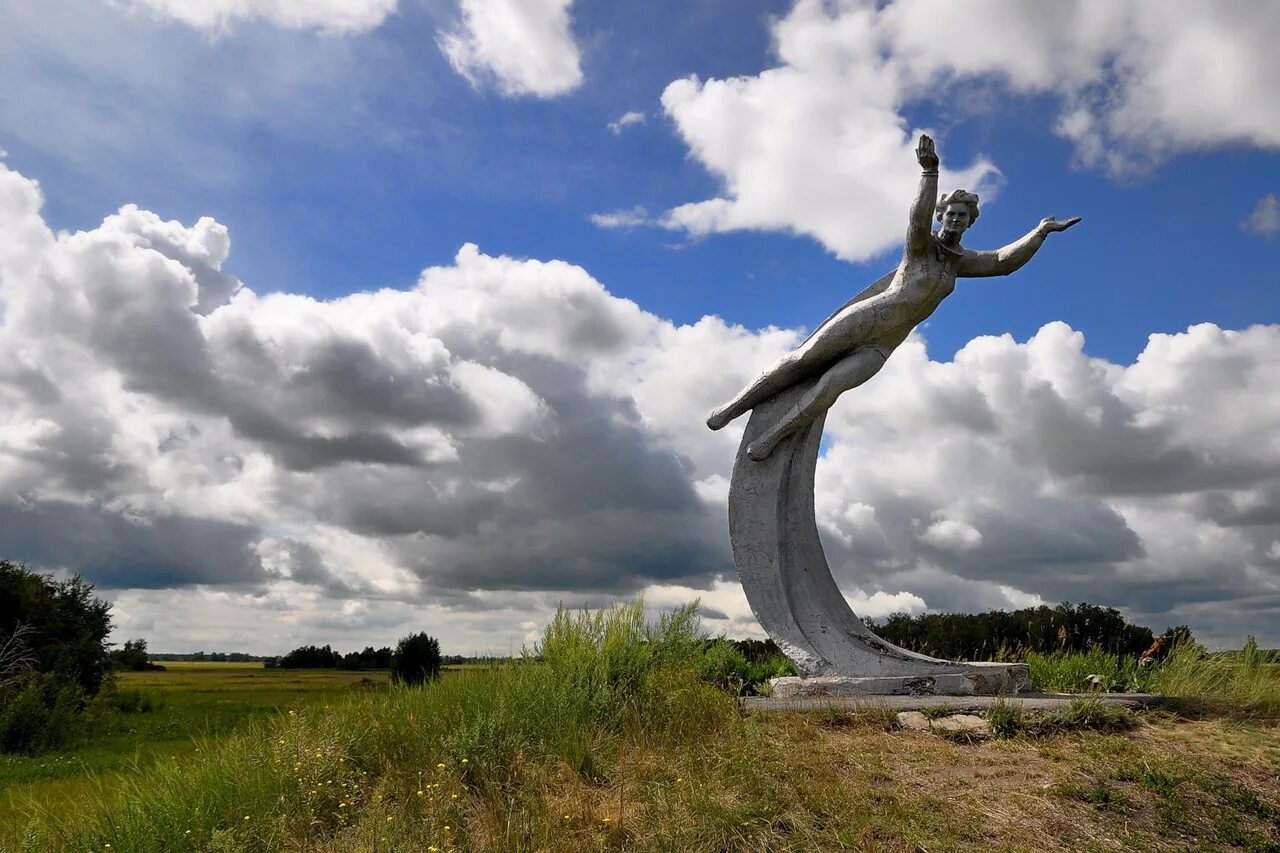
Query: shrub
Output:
[[0, 559, 114, 695], [696, 639, 753, 693], [391, 632, 442, 685], [986, 699, 1024, 739], [0, 673, 87, 753], [0, 560, 116, 753]]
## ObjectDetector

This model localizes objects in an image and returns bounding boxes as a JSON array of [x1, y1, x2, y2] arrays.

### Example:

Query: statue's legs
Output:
[[746, 346, 887, 461], [708, 302, 888, 431], [707, 350, 814, 430]]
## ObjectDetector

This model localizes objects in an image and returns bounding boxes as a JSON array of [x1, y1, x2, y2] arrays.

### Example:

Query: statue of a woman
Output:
[[706, 134, 1081, 460]]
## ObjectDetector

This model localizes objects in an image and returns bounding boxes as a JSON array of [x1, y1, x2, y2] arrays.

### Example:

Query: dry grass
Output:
[[284, 708, 1280, 852], [8, 606, 1279, 852]]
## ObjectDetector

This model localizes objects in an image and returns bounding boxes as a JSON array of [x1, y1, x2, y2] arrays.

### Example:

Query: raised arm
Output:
[[957, 215, 1081, 278], [906, 135, 939, 256]]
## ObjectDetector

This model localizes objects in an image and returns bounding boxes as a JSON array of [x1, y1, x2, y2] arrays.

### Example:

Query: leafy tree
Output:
[[0, 559, 113, 695], [112, 637, 165, 671], [111, 638, 156, 671], [391, 632, 441, 685], [0, 559, 115, 752], [273, 644, 341, 669], [340, 646, 393, 670], [869, 602, 1180, 661]]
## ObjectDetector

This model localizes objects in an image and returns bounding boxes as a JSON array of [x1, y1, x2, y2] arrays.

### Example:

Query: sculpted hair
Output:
[[936, 189, 980, 225]]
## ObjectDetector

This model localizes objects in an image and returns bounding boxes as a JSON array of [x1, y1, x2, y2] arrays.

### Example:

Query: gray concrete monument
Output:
[[708, 135, 1081, 696]]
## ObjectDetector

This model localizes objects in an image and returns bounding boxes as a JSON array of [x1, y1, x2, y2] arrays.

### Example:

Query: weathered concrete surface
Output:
[[741, 692, 1168, 713], [769, 667, 1030, 698], [728, 382, 1029, 695]]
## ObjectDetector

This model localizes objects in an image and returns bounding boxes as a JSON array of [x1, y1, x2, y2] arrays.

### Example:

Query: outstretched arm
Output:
[[957, 215, 1081, 278], [906, 135, 939, 256]]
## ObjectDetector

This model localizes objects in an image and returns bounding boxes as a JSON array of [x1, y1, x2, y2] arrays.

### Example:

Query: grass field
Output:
[[3, 613, 1278, 851], [0, 662, 395, 832]]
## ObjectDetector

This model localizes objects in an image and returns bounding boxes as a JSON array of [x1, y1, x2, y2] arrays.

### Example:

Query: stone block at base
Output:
[[769, 663, 1029, 698]]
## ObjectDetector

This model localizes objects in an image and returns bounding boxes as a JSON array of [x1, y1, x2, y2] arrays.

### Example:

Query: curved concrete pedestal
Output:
[[728, 379, 1027, 696]]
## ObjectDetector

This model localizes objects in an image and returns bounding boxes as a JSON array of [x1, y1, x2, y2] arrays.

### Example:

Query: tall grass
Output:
[[1148, 637, 1280, 715], [1028, 637, 1279, 717], [10, 609, 1278, 851], [1026, 646, 1148, 693], [9, 598, 737, 851]]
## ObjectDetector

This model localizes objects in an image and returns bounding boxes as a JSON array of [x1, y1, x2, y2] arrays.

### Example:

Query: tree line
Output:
[[262, 638, 442, 685], [867, 602, 1194, 661], [0, 559, 446, 753]]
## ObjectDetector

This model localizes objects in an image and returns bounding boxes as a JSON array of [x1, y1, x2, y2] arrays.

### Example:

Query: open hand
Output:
[[1039, 215, 1081, 233], [916, 134, 939, 170]]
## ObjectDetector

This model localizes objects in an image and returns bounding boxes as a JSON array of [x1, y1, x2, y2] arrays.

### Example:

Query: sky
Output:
[[1, 0, 1278, 654]]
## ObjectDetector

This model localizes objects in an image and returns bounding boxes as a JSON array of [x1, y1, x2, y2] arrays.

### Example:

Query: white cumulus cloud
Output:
[[3, 159, 1280, 651], [438, 0, 583, 98], [660, 0, 1280, 260], [588, 206, 649, 229], [116, 0, 397, 32], [1242, 194, 1280, 238], [608, 111, 646, 135], [919, 518, 983, 551]]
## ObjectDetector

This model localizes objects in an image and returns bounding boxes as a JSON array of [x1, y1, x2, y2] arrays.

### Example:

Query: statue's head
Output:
[[936, 190, 980, 241]]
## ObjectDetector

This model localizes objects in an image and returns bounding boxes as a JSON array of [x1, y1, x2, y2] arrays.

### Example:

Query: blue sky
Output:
[[11, 0, 1276, 361], [1, 0, 1278, 653]]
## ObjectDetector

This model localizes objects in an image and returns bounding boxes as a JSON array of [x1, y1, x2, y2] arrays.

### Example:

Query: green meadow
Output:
[[0, 662, 398, 831], [2, 607, 1278, 852]]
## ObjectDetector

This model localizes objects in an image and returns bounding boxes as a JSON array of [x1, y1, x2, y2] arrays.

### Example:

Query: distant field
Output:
[[0, 662, 440, 830]]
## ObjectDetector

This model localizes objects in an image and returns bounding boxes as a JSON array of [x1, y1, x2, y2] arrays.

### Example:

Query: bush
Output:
[[113, 687, 159, 714], [0, 673, 87, 753], [391, 632, 441, 685], [1, 559, 114, 695], [0, 559, 116, 753], [695, 639, 794, 695]]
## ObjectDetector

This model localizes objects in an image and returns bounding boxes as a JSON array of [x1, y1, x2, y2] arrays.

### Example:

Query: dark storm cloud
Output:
[[324, 359, 729, 595], [0, 500, 265, 588]]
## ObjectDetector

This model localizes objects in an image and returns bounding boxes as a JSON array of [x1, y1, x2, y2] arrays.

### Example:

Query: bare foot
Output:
[[746, 435, 777, 462]]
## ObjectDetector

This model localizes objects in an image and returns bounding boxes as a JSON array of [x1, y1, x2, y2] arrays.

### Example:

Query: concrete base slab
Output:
[[741, 692, 1168, 713], [769, 662, 1030, 699]]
